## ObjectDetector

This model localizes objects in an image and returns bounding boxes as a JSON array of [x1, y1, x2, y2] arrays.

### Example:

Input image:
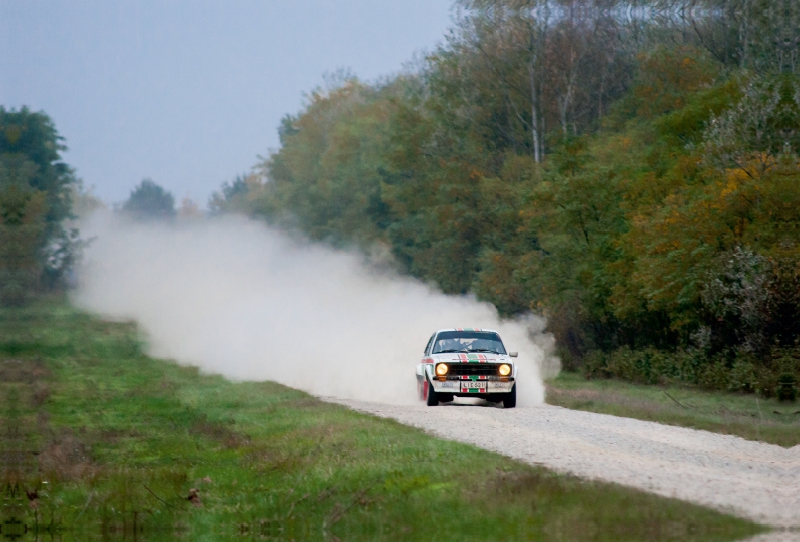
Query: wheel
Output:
[[426, 378, 439, 406], [502, 384, 517, 409]]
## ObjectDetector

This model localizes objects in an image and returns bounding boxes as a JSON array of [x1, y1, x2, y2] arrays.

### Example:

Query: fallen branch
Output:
[[324, 480, 380, 527], [74, 490, 95, 521], [317, 487, 337, 502], [663, 391, 697, 411], [284, 492, 310, 520], [144, 484, 185, 510]]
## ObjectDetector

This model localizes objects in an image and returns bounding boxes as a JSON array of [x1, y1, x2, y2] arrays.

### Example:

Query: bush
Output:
[[727, 356, 759, 393], [585, 347, 678, 385], [697, 360, 730, 391], [777, 373, 798, 402], [583, 345, 800, 400]]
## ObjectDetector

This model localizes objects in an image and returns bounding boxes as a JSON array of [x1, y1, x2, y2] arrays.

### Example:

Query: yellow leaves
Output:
[[725, 167, 750, 184], [718, 180, 738, 200], [629, 213, 647, 230], [613, 150, 800, 317]]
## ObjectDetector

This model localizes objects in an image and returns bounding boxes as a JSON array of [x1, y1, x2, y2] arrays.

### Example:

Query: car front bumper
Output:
[[430, 378, 515, 394]]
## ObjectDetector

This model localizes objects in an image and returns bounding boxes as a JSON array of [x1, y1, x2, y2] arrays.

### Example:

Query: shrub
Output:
[[697, 360, 730, 391], [727, 357, 759, 393], [583, 350, 610, 379], [582, 345, 800, 400], [777, 373, 798, 402]]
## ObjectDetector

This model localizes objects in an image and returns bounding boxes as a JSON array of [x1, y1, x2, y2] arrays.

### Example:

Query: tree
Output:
[[208, 173, 266, 216], [0, 107, 79, 304], [454, 0, 633, 158], [121, 179, 176, 220], [0, 157, 47, 305], [652, 0, 800, 75], [255, 79, 398, 246], [211, 4, 800, 384]]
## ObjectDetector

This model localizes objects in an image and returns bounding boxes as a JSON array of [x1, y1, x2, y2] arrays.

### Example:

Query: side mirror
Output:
[[509, 352, 518, 358]]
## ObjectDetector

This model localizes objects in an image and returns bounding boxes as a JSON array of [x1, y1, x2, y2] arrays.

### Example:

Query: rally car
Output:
[[416, 328, 517, 408]]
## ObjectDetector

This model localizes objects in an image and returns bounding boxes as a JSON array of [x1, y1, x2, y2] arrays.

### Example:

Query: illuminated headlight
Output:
[[435, 363, 449, 376], [498, 364, 511, 376]]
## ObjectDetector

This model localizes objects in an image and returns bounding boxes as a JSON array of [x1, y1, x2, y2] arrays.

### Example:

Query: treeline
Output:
[[0, 111, 182, 307], [213, 0, 800, 397], [0, 108, 82, 306], [0, 100, 208, 308]]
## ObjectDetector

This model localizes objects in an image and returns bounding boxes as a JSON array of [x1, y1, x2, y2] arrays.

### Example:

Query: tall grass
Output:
[[548, 372, 800, 447]]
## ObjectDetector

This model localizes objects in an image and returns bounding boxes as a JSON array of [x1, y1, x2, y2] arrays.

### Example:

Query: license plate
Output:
[[461, 381, 487, 390]]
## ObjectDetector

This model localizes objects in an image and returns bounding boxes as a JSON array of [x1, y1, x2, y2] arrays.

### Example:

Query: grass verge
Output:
[[547, 371, 800, 448], [0, 299, 764, 541]]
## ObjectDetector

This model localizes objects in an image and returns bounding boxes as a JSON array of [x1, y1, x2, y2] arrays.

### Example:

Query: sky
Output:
[[0, 0, 454, 206]]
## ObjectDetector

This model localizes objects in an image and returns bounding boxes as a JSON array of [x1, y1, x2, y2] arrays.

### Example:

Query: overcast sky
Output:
[[1, 0, 453, 206]]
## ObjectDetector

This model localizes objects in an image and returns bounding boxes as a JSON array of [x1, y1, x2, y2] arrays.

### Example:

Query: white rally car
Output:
[[416, 328, 517, 408]]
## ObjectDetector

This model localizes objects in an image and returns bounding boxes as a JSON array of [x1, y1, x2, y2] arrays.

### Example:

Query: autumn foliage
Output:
[[214, 1, 800, 397]]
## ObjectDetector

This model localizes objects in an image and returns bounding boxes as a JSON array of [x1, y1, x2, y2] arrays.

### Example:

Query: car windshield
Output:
[[431, 331, 507, 355]]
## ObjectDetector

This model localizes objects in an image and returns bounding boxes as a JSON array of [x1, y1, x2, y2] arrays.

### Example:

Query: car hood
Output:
[[429, 353, 511, 363]]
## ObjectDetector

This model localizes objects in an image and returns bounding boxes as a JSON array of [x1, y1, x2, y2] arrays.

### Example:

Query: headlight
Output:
[[498, 364, 511, 376], [435, 363, 449, 376]]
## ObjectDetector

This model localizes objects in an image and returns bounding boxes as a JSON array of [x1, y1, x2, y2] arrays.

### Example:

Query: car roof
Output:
[[435, 328, 498, 334]]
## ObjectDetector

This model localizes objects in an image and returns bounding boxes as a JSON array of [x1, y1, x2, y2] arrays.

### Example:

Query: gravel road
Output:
[[327, 398, 799, 537]]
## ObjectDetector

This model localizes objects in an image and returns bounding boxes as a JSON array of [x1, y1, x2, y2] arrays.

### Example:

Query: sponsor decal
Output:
[[457, 353, 487, 363]]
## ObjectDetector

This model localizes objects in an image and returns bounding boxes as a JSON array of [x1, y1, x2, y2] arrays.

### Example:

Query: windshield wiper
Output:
[[470, 348, 502, 354]]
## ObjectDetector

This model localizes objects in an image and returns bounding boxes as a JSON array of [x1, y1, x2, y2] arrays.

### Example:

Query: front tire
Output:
[[503, 384, 517, 409], [426, 378, 439, 406]]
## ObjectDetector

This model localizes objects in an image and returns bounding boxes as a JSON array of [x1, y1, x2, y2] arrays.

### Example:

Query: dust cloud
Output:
[[73, 213, 556, 405]]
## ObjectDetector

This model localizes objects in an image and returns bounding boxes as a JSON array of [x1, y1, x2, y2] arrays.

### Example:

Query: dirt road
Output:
[[329, 398, 799, 535]]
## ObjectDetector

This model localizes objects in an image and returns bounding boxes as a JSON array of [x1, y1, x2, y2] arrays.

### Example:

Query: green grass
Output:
[[547, 371, 800, 448], [0, 299, 764, 541]]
